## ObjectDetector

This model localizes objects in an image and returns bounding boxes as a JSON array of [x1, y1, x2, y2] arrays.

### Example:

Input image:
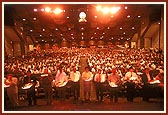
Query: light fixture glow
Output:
[[54, 8, 63, 14], [33, 17, 37, 21], [96, 5, 102, 11], [79, 12, 86, 19], [34, 9, 37, 12], [110, 7, 120, 14], [138, 15, 141, 18], [127, 15, 131, 18], [102, 7, 109, 14], [41, 8, 45, 12], [45, 7, 51, 13]]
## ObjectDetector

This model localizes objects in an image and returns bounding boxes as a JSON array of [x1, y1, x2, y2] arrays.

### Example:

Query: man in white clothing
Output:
[[124, 66, 138, 102], [69, 67, 81, 102], [55, 67, 68, 101], [81, 66, 93, 102]]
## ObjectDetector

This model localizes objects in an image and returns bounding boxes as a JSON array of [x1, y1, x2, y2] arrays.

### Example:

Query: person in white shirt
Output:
[[81, 66, 93, 102], [69, 67, 81, 102], [108, 68, 121, 103], [124, 66, 138, 102], [94, 69, 106, 102], [55, 67, 68, 101]]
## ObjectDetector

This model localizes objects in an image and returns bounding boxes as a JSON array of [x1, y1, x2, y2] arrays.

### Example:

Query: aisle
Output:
[[78, 56, 96, 101]]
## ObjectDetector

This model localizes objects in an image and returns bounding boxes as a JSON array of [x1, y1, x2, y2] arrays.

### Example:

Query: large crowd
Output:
[[4, 47, 164, 77], [4, 47, 164, 108]]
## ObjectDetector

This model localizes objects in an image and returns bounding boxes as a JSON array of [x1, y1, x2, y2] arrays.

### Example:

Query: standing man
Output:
[[81, 66, 93, 102], [23, 70, 37, 106], [40, 68, 53, 105], [94, 69, 105, 102], [4, 74, 19, 108], [108, 68, 121, 103], [69, 67, 81, 103], [55, 66, 68, 101], [124, 66, 138, 102]]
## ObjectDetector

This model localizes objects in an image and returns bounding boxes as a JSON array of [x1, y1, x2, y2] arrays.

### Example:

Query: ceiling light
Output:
[[120, 27, 122, 30], [123, 32, 125, 34], [34, 9, 37, 12], [71, 34, 73, 36], [45, 7, 51, 13], [132, 27, 135, 29], [96, 5, 102, 11], [30, 29, 33, 32], [107, 27, 110, 29], [42, 39, 44, 41], [96, 27, 99, 29], [41, 8, 45, 12], [102, 7, 110, 14], [55, 28, 58, 30], [40, 34, 42, 37], [125, 6, 128, 9], [54, 8, 63, 14], [110, 7, 120, 14], [67, 17, 70, 19], [33, 17, 37, 21], [138, 15, 141, 18], [22, 18, 26, 21], [127, 15, 131, 18], [43, 29, 45, 31], [94, 16, 98, 18], [82, 33, 84, 35]]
